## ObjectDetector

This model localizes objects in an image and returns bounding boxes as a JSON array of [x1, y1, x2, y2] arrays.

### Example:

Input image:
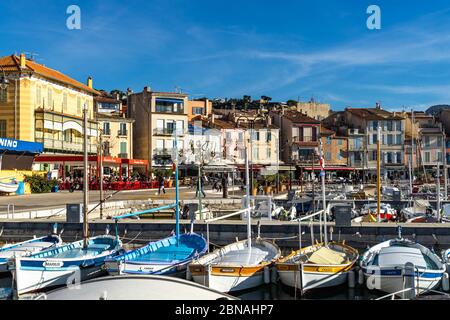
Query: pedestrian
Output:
[[158, 175, 166, 195], [196, 174, 206, 198]]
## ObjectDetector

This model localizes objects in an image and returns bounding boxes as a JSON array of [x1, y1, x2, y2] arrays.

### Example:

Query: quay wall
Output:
[[0, 219, 449, 252]]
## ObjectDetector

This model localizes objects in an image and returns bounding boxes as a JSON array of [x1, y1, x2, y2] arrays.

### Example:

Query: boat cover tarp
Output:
[[308, 247, 347, 265], [218, 245, 269, 265]]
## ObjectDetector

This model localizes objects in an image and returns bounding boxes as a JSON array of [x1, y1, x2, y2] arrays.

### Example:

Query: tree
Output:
[[287, 99, 298, 107]]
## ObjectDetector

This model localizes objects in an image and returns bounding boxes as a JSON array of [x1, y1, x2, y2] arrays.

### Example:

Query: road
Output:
[[0, 186, 245, 212]]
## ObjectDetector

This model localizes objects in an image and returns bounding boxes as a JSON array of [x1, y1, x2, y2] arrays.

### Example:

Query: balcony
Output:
[[117, 129, 127, 136], [118, 153, 128, 159], [153, 128, 185, 136], [292, 136, 319, 147], [153, 148, 172, 156], [103, 129, 111, 136], [348, 144, 364, 151], [35, 137, 97, 154]]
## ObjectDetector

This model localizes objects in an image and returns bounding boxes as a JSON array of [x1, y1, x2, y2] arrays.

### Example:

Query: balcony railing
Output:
[[153, 148, 172, 156], [103, 129, 111, 136], [118, 129, 127, 136], [153, 128, 185, 136], [118, 153, 128, 158], [293, 136, 317, 143], [35, 137, 97, 153]]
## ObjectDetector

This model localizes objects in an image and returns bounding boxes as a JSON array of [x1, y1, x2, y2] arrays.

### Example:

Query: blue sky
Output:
[[2, 0, 450, 111]]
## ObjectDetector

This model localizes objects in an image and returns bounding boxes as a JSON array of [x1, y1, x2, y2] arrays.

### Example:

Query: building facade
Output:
[[127, 87, 188, 169], [0, 54, 98, 159]]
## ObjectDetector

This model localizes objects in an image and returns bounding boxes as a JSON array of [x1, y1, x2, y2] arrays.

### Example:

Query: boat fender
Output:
[[270, 267, 278, 284], [347, 270, 355, 288], [264, 266, 270, 284], [442, 272, 450, 292], [358, 269, 364, 285]]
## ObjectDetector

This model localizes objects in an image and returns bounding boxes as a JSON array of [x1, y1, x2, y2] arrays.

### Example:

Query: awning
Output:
[[303, 166, 356, 171]]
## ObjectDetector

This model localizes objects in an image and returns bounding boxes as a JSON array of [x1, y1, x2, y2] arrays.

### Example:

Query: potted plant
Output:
[[263, 175, 276, 194]]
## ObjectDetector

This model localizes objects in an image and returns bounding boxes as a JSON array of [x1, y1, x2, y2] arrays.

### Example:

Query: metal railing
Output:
[[0, 204, 15, 219]]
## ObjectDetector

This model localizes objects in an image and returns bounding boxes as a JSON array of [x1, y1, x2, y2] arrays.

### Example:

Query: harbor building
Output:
[[95, 92, 134, 160], [0, 54, 98, 151], [127, 87, 188, 171], [186, 98, 212, 121], [0, 53, 99, 175], [402, 111, 446, 177], [269, 109, 320, 168], [320, 126, 349, 175]]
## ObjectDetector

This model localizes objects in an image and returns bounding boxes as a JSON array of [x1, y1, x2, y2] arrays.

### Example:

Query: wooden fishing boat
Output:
[[105, 233, 207, 277], [276, 241, 358, 291], [0, 234, 62, 274], [9, 235, 122, 295], [189, 238, 280, 293], [360, 231, 445, 295], [29, 275, 238, 300]]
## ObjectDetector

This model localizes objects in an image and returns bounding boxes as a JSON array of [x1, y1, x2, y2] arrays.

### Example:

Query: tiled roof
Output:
[[0, 54, 98, 95], [346, 108, 404, 120], [283, 110, 320, 124]]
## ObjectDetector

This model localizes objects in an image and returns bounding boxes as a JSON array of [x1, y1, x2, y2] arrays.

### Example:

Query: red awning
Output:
[[303, 166, 356, 171], [122, 159, 149, 166]]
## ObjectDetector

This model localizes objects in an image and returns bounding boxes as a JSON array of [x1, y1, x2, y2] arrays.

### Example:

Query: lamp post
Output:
[[83, 103, 89, 249]]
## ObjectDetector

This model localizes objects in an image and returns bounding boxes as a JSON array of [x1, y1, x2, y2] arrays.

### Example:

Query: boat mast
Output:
[[409, 110, 413, 204], [318, 139, 327, 245], [245, 136, 252, 248], [83, 103, 89, 249], [437, 162, 441, 221], [377, 125, 381, 223], [174, 132, 180, 246]]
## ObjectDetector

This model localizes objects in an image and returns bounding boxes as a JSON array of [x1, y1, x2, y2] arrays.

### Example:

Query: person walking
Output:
[[196, 174, 206, 198], [158, 175, 166, 195]]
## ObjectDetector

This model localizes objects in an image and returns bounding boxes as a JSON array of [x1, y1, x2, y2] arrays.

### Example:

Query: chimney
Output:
[[115, 93, 120, 101], [19, 53, 26, 68], [144, 86, 151, 92], [267, 116, 272, 126], [87, 76, 93, 89]]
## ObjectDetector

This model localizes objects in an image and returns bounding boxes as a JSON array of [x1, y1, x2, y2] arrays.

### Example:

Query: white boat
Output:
[[27, 275, 238, 300], [401, 200, 436, 222], [8, 235, 122, 296], [0, 234, 62, 273], [0, 181, 19, 193], [276, 242, 358, 291], [360, 231, 445, 295], [189, 238, 280, 293]]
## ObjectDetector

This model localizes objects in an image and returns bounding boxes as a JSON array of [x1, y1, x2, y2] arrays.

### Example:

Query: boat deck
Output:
[[132, 244, 195, 263], [49, 244, 111, 259], [213, 244, 275, 266], [0, 242, 55, 259]]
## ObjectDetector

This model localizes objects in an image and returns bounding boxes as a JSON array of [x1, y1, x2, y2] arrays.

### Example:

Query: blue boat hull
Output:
[[105, 233, 207, 276]]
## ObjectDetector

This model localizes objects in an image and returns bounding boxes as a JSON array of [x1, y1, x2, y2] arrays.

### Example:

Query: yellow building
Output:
[[0, 53, 99, 157], [127, 87, 188, 169]]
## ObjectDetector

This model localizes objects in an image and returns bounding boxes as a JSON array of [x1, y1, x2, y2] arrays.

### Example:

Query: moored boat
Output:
[[360, 230, 445, 295], [276, 241, 358, 291], [189, 238, 280, 292], [29, 274, 238, 300], [0, 234, 62, 274], [8, 234, 122, 295], [105, 233, 207, 277]]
